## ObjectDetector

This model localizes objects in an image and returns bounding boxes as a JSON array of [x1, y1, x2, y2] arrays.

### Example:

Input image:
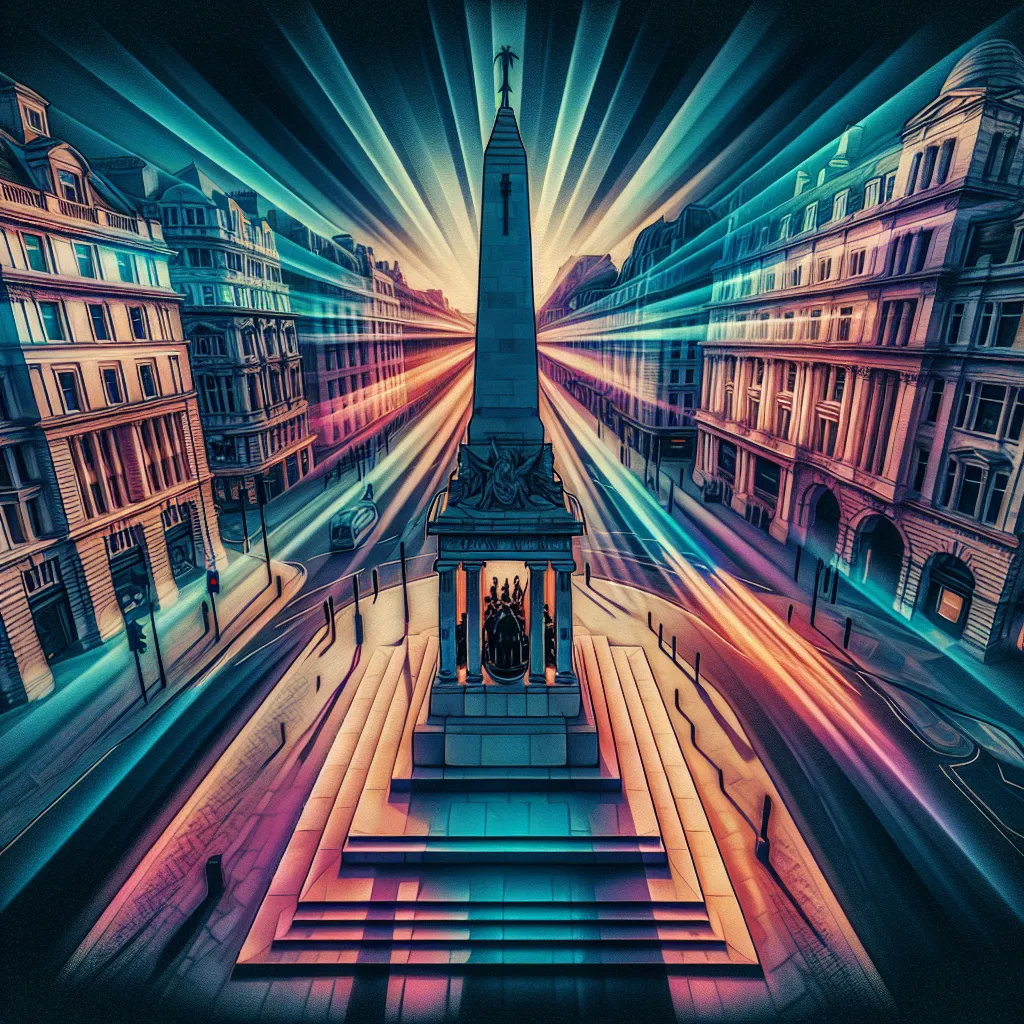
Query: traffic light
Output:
[[126, 619, 148, 654], [207, 568, 220, 594]]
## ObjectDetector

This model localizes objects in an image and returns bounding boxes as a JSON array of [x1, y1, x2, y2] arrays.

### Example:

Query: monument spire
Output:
[[469, 48, 542, 445]]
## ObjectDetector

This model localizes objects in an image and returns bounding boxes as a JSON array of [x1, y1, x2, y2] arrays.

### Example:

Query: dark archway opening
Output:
[[807, 488, 841, 561], [855, 516, 904, 599]]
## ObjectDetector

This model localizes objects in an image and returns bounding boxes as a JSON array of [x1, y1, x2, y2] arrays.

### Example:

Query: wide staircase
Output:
[[237, 634, 758, 971]]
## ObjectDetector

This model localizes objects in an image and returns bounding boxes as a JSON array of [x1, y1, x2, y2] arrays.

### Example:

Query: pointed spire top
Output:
[[494, 45, 519, 108]]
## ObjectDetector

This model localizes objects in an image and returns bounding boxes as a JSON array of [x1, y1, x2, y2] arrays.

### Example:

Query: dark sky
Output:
[[3, 0, 1022, 305]]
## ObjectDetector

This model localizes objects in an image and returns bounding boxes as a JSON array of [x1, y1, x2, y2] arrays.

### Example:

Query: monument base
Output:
[[417, 670, 593, 769]]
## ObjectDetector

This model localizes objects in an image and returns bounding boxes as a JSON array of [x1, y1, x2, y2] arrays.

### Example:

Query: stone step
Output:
[[294, 901, 711, 922], [273, 923, 725, 949], [342, 833, 666, 864]]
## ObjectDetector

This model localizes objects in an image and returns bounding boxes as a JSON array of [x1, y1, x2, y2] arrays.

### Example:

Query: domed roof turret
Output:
[[941, 39, 1024, 93]]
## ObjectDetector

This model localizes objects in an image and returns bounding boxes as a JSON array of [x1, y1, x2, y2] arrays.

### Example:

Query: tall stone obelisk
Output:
[[468, 48, 543, 445]]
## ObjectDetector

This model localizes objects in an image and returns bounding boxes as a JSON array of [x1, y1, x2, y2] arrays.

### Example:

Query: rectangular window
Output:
[[162, 207, 178, 227], [863, 178, 881, 208], [912, 446, 930, 492], [57, 370, 82, 412], [955, 382, 973, 428], [38, 301, 65, 341], [202, 285, 215, 305], [1009, 391, 1024, 441], [832, 190, 848, 220], [936, 139, 955, 185], [57, 169, 83, 203], [23, 233, 48, 272], [946, 302, 965, 344], [884, 172, 897, 201], [24, 106, 43, 132], [977, 302, 994, 345], [791, 265, 802, 287], [102, 367, 123, 404], [115, 251, 136, 283], [87, 304, 110, 340], [809, 309, 822, 340], [956, 463, 984, 515], [925, 379, 944, 423], [906, 152, 922, 194], [941, 458, 957, 505], [138, 363, 158, 398], [2, 504, 26, 544], [849, 249, 866, 276], [995, 301, 1022, 347], [911, 229, 933, 272], [985, 472, 1009, 524], [920, 146, 938, 190], [73, 242, 95, 278], [775, 404, 792, 440], [802, 204, 817, 232], [837, 306, 853, 341], [128, 306, 148, 340], [763, 269, 776, 291], [779, 215, 791, 240], [817, 257, 832, 281], [972, 383, 1006, 434], [936, 589, 964, 623]]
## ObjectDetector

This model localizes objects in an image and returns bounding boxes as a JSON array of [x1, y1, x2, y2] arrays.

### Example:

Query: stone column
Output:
[[553, 561, 576, 683], [436, 560, 458, 683], [526, 560, 548, 682], [463, 561, 483, 682], [882, 372, 921, 482], [842, 368, 872, 465]]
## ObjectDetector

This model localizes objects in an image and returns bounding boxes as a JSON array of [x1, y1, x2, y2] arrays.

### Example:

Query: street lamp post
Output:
[[255, 475, 272, 587], [142, 576, 168, 690]]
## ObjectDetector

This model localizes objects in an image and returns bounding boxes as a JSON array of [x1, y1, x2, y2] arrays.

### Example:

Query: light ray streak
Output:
[[271, 1, 460, 271], [533, 0, 620, 255]]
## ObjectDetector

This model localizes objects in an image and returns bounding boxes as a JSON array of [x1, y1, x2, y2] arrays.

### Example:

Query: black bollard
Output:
[[201, 600, 210, 637], [844, 616, 853, 649], [793, 545, 803, 582], [647, 610, 653, 631], [755, 795, 772, 865], [316, 675, 321, 692], [205, 855, 225, 900], [823, 566, 832, 594], [585, 562, 591, 588], [787, 603, 793, 624], [328, 595, 336, 643], [831, 565, 840, 604], [810, 559, 822, 628], [276, 574, 282, 598], [694, 650, 701, 688], [399, 542, 410, 627], [372, 567, 380, 604], [667, 486, 674, 515], [671, 635, 677, 662], [658, 622, 663, 648], [353, 574, 364, 646]]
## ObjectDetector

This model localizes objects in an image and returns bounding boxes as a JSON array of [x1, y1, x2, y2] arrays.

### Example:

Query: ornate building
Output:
[[99, 164, 314, 507], [538, 205, 715, 465], [266, 210, 405, 466], [0, 77, 224, 708], [693, 40, 1024, 659]]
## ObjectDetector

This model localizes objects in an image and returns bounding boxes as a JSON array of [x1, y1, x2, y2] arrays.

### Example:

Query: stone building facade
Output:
[[538, 205, 715, 466], [693, 41, 1024, 659], [99, 165, 315, 508], [0, 77, 224, 708]]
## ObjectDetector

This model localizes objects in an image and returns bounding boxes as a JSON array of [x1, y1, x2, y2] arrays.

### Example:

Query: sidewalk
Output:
[[586, 405, 1024, 747], [0, 549, 303, 850]]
